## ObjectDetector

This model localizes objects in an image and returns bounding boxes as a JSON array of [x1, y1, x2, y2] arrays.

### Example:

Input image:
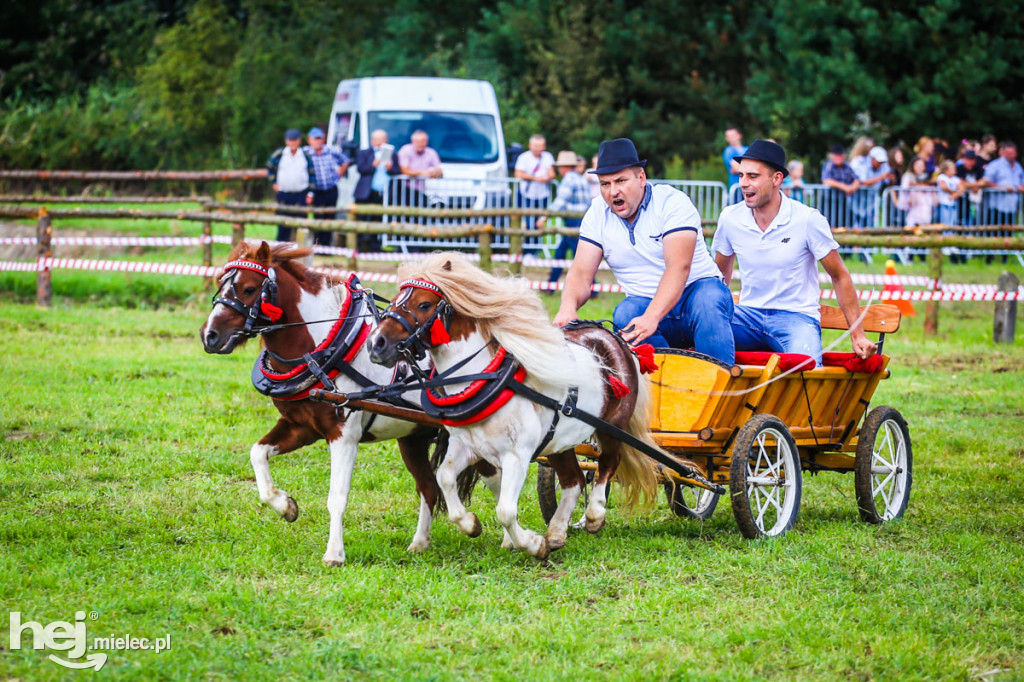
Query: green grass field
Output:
[[2, 261, 1023, 680]]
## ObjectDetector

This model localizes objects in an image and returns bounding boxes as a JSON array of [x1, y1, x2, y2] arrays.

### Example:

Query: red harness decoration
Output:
[[607, 375, 631, 399], [631, 343, 659, 374], [424, 347, 526, 427]]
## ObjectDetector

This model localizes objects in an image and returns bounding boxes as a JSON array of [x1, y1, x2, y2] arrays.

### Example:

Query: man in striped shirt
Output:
[[303, 127, 350, 246]]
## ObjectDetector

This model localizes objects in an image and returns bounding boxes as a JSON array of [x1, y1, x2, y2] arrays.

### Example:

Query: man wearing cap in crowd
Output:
[[955, 149, 985, 226], [538, 150, 593, 286], [821, 144, 861, 228], [303, 126, 350, 245], [712, 139, 876, 365], [850, 145, 895, 228], [266, 128, 315, 243], [553, 138, 735, 365]]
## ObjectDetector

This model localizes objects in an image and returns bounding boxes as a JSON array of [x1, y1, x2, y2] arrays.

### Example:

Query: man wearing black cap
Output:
[[266, 128, 315, 242], [712, 139, 876, 364], [553, 138, 735, 364], [821, 144, 861, 228]]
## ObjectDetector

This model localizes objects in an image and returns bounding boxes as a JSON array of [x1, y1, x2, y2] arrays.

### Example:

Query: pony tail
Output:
[[612, 362, 659, 510]]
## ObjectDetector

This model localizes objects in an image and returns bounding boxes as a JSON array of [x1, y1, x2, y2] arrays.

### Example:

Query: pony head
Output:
[[200, 240, 311, 354]]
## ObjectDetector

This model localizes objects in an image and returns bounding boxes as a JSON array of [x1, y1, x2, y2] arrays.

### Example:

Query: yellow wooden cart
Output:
[[538, 303, 911, 539]]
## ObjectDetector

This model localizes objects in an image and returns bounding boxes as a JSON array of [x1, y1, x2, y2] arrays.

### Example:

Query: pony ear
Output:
[[442, 260, 452, 271], [256, 241, 272, 261]]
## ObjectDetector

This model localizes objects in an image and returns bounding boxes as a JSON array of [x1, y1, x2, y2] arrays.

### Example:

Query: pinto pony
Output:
[[200, 241, 475, 565], [368, 253, 661, 559]]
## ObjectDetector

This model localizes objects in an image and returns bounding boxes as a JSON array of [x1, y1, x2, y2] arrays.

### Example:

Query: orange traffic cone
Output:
[[882, 259, 916, 316]]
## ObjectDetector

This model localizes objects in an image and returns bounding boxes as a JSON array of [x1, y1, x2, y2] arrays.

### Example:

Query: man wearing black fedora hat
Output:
[[553, 138, 735, 364], [712, 139, 876, 364]]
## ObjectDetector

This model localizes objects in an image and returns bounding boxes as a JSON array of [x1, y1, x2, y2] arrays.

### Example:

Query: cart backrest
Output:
[[818, 303, 902, 333]]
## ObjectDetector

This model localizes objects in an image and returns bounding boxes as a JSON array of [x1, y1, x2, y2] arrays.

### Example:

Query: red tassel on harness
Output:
[[608, 375, 630, 399], [429, 317, 451, 346], [632, 343, 658, 374], [260, 302, 283, 322]]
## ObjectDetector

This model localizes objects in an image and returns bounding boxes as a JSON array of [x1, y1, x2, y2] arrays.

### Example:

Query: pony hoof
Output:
[[467, 515, 483, 538], [545, 534, 566, 552], [407, 541, 429, 554], [282, 497, 299, 523], [322, 557, 345, 567], [533, 537, 550, 561], [584, 516, 606, 534]]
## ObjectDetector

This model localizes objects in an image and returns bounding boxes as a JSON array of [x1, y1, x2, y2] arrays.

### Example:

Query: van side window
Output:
[[334, 112, 352, 147]]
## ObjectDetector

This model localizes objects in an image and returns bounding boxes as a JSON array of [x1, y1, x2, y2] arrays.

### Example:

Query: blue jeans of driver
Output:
[[732, 305, 823, 365], [613, 276, 735, 365]]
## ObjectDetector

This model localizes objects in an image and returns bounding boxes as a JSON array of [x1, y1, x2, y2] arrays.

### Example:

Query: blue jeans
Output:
[[732, 305, 823, 365], [613, 277, 735, 365]]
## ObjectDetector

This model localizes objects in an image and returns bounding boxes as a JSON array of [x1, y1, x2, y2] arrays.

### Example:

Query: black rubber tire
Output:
[[664, 481, 719, 519], [729, 414, 802, 539], [855, 406, 912, 524]]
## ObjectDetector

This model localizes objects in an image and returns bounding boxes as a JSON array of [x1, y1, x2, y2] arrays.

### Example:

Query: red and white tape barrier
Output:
[[0, 235, 232, 247]]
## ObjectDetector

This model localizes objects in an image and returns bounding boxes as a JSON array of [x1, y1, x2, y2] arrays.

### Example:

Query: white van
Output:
[[327, 77, 509, 208]]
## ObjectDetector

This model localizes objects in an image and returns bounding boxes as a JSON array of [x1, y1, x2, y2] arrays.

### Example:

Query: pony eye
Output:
[[418, 301, 433, 311], [243, 286, 258, 296]]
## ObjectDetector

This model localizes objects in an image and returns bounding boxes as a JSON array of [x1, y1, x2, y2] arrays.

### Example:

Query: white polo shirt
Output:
[[276, 148, 310, 192], [515, 151, 555, 201], [579, 183, 721, 299], [712, 191, 839, 320]]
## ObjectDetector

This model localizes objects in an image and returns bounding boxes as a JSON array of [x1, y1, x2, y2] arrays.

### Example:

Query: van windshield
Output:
[[368, 111, 499, 164]]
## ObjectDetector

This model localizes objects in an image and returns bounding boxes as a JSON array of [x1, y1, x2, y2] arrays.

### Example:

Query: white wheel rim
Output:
[[869, 419, 908, 520], [744, 427, 797, 536]]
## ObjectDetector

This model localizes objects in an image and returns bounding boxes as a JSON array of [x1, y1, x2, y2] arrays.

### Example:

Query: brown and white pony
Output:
[[200, 241, 479, 565], [367, 253, 660, 559]]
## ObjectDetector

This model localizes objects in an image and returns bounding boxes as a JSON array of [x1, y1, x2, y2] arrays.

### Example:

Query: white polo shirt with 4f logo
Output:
[[578, 183, 722, 299], [712, 191, 839, 321]]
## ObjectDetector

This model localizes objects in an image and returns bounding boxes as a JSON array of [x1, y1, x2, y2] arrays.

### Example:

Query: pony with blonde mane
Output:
[[369, 253, 660, 559]]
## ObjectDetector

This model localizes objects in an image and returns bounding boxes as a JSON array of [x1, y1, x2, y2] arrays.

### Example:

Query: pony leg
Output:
[[322, 434, 359, 566], [544, 450, 586, 551], [478, 467, 514, 550], [396, 432, 442, 554], [586, 438, 621, 534], [249, 420, 319, 522], [495, 452, 549, 559], [437, 440, 483, 538]]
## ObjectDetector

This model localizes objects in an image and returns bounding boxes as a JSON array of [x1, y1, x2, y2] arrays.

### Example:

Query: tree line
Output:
[[1, 0, 1022, 176]]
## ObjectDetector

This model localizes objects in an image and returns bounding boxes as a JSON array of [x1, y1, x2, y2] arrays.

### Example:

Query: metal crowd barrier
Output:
[[650, 179, 727, 222]]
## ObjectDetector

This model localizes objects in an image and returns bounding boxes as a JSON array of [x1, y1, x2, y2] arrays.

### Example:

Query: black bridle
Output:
[[209, 260, 282, 352], [379, 278, 452, 363]]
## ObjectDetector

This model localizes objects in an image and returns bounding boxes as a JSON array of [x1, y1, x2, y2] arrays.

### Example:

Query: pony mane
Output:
[[228, 241, 321, 287], [398, 253, 575, 392]]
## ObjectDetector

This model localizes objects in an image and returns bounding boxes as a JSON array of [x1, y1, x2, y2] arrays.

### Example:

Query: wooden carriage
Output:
[[538, 303, 912, 539]]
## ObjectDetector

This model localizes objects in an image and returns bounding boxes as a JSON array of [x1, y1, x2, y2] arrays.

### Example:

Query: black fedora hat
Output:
[[589, 138, 647, 175], [735, 139, 789, 177]]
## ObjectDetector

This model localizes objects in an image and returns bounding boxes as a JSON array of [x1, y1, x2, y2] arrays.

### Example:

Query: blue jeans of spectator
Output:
[[518, 191, 548, 244], [612, 277, 735, 365], [732, 305, 823, 366], [547, 218, 581, 283], [275, 190, 306, 242]]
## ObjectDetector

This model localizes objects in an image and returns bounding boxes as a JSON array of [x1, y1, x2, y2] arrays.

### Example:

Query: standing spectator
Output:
[[887, 146, 908, 226], [978, 134, 998, 170], [955, 150, 985, 226], [722, 127, 748, 188], [303, 126, 350, 246], [514, 134, 556, 232], [782, 160, 805, 203], [538, 151, 593, 286], [902, 156, 935, 228], [914, 136, 936, 175], [821, 145, 860, 228], [354, 128, 401, 251], [397, 130, 444, 211], [266, 128, 315, 243], [981, 141, 1024, 261], [851, 146, 896, 228], [937, 160, 966, 263]]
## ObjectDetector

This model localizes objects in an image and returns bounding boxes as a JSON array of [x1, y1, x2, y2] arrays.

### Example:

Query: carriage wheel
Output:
[[729, 414, 802, 539], [855, 406, 912, 524], [664, 481, 719, 520], [537, 458, 599, 525]]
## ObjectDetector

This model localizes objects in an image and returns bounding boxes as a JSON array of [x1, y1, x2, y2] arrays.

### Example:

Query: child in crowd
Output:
[[782, 160, 805, 203], [936, 160, 963, 226], [902, 156, 935, 227]]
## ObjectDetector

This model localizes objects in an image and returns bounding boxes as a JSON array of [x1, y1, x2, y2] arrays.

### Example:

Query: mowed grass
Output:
[[1, 269, 1024, 680]]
